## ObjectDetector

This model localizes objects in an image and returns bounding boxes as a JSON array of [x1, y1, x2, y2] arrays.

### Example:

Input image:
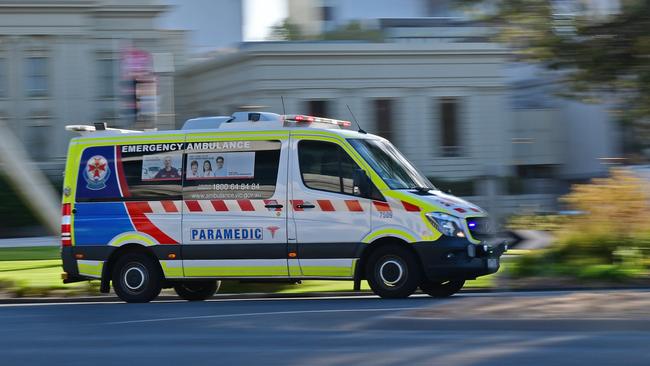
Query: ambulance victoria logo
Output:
[[84, 155, 111, 190]]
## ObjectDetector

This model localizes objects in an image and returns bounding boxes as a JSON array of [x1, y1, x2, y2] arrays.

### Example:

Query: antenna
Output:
[[281, 96, 287, 116], [346, 104, 366, 134]]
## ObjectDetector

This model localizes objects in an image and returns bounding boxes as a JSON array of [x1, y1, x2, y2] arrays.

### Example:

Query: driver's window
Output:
[[298, 140, 358, 195]]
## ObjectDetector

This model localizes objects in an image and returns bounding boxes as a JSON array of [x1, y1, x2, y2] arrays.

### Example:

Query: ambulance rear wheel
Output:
[[174, 280, 220, 301], [112, 253, 162, 303], [366, 245, 421, 299], [420, 279, 465, 298]]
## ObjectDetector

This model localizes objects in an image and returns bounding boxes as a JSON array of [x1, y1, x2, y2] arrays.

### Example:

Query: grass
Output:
[[0, 246, 60, 261], [0, 259, 98, 297], [0, 260, 84, 288]]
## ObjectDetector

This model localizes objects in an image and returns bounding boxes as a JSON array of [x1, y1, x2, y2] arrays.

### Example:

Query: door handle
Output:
[[296, 203, 315, 209], [264, 204, 284, 209]]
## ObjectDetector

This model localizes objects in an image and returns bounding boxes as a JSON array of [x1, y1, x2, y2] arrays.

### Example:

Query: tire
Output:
[[420, 279, 465, 298], [365, 244, 421, 299], [112, 252, 162, 303], [174, 280, 220, 301]]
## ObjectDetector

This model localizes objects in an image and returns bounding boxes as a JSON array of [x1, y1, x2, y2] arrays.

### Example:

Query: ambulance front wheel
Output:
[[112, 252, 162, 303], [420, 279, 465, 298], [174, 280, 220, 301], [365, 245, 421, 299]]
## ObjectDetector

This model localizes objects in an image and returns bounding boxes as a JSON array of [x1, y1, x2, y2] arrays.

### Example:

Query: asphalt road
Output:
[[1, 292, 649, 366]]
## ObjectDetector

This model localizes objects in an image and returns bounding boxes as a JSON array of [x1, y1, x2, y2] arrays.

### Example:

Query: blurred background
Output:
[[0, 0, 649, 296]]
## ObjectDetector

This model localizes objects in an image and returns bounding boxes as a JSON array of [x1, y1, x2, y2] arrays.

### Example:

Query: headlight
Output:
[[425, 212, 466, 238]]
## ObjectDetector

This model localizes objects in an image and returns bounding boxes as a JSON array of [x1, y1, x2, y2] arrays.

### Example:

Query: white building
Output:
[[176, 41, 513, 183], [0, 0, 188, 176]]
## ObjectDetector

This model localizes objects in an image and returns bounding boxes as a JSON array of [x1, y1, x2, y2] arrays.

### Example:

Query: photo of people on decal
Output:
[[213, 156, 226, 177], [185, 152, 255, 180], [187, 160, 201, 178], [202, 159, 213, 177], [141, 153, 182, 181]]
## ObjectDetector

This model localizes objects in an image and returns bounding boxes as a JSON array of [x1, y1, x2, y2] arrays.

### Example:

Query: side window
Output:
[[298, 140, 359, 195], [120, 149, 183, 200], [182, 140, 281, 200]]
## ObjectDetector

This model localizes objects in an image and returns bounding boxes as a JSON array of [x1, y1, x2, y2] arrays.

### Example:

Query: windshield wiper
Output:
[[408, 186, 432, 193]]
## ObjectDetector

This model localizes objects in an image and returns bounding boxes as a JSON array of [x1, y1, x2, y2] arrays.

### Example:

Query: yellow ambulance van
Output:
[[61, 112, 506, 302]]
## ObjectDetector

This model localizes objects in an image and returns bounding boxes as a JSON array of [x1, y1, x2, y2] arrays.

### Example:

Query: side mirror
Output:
[[352, 169, 371, 197]]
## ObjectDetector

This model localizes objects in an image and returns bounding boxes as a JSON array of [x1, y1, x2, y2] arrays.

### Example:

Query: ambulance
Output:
[[61, 111, 507, 303]]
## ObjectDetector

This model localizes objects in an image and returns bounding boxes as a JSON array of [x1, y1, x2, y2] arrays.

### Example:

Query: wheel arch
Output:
[[100, 243, 163, 293], [354, 236, 423, 282]]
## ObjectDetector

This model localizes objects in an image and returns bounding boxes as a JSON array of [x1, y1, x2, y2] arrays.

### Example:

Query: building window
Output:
[[97, 109, 119, 127], [98, 59, 116, 98], [26, 57, 48, 97], [308, 100, 329, 117], [0, 58, 5, 97], [439, 97, 460, 157], [27, 124, 51, 159], [374, 99, 393, 141], [321, 6, 334, 21]]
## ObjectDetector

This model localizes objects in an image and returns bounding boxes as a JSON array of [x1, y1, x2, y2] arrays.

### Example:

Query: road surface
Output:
[[1, 291, 649, 365]]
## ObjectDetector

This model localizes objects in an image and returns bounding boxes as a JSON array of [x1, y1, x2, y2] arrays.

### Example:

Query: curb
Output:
[[1, 286, 650, 305]]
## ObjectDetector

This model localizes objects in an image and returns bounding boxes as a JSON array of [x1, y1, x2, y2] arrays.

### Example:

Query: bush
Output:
[[510, 169, 650, 280]]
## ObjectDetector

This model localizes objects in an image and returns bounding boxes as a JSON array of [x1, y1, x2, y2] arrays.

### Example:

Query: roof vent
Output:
[[230, 112, 282, 122], [181, 116, 231, 130]]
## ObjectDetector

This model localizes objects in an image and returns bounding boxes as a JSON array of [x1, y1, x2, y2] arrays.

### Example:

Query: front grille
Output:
[[466, 217, 492, 241]]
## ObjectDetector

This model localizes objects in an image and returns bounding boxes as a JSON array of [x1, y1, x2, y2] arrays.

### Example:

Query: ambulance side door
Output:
[[181, 135, 290, 278], [289, 135, 372, 278]]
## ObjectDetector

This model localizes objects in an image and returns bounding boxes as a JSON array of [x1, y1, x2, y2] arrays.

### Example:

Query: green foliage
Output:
[[506, 214, 565, 232], [269, 19, 383, 42], [269, 19, 305, 41], [457, 0, 650, 143], [321, 21, 383, 42], [508, 169, 650, 280]]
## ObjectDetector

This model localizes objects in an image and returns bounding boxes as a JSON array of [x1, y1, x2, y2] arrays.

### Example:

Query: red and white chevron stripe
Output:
[[184, 199, 272, 213], [147, 200, 183, 214], [135, 199, 427, 214]]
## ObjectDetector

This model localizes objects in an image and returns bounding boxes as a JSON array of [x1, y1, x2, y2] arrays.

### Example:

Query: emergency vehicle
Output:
[[61, 111, 507, 303]]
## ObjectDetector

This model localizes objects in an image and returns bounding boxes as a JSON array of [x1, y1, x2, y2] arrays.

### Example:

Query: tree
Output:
[[269, 19, 383, 42], [268, 19, 304, 41], [321, 21, 383, 42], [459, 0, 650, 152]]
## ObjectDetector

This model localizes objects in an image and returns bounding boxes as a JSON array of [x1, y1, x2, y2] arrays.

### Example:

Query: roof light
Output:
[[283, 114, 351, 128]]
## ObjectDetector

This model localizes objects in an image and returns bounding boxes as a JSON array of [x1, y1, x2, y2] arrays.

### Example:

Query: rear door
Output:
[[289, 136, 372, 278], [73, 140, 184, 278], [181, 134, 290, 278]]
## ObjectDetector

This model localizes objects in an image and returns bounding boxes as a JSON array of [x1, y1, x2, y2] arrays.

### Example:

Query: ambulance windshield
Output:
[[348, 138, 434, 190]]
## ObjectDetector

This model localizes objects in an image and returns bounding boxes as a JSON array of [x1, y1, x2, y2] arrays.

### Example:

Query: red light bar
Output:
[[62, 203, 71, 216], [284, 114, 351, 128], [61, 203, 72, 247]]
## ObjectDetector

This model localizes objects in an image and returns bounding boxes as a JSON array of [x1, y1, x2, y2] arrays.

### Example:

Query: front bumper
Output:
[[413, 237, 508, 281]]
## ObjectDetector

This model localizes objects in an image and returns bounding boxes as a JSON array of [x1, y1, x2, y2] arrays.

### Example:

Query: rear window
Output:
[[120, 149, 183, 200], [75, 144, 183, 202]]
